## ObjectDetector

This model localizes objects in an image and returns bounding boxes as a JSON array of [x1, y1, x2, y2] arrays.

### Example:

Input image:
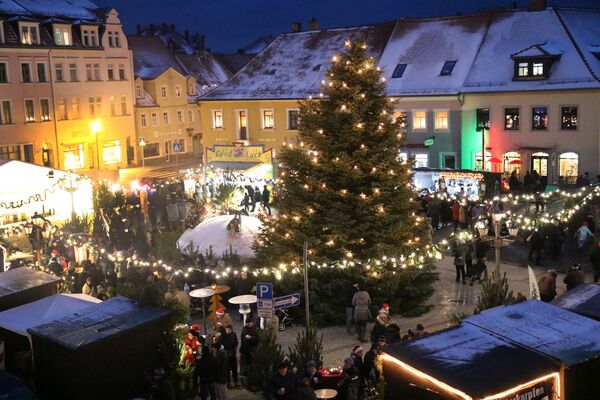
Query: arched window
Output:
[[503, 151, 521, 174], [474, 151, 491, 171], [559, 152, 578, 184]]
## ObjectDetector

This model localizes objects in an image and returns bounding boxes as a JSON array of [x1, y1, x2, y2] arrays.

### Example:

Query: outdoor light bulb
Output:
[[381, 77, 386, 82], [356, 123, 363, 128], [360, 93, 366, 98], [341, 104, 347, 111], [318, 129, 324, 134], [345, 40, 351, 47], [332, 55, 338, 62]]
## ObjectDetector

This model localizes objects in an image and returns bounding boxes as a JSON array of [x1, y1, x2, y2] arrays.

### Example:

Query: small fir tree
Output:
[[247, 327, 285, 394], [253, 36, 436, 321], [287, 327, 324, 372], [475, 271, 515, 313]]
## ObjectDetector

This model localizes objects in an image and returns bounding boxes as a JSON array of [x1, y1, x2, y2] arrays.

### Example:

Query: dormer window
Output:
[[81, 28, 98, 46], [107, 31, 121, 48], [440, 61, 456, 76], [20, 23, 39, 45], [512, 43, 561, 81], [54, 25, 72, 46], [391, 63, 407, 78], [514, 60, 550, 79]]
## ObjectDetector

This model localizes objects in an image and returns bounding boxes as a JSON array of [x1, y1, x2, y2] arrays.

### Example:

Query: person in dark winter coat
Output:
[[253, 187, 261, 212], [452, 241, 466, 283], [302, 360, 323, 390], [352, 288, 371, 342], [147, 368, 175, 400], [362, 344, 379, 384], [297, 377, 317, 400], [537, 270, 557, 302], [528, 230, 545, 266], [261, 186, 272, 216], [590, 242, 600, 283], [219, 325, 239, 386], [370, 312, 389, 343], [197, 346, 216, 400], [212, 342, 228, 400], [564, 264, 585, 291], [338, 357, 360, 400], [239, 318, 259, 377], [269, 362, 296, 399]]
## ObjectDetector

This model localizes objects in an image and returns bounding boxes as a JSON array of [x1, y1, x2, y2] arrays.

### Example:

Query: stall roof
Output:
[[465, 300, 600, 365], [0, 268, 61, 298], [28, 297, 171, 350], [551, 284, 600, 320], [0, 294, 100, 337], [383, 323, 557, 398]]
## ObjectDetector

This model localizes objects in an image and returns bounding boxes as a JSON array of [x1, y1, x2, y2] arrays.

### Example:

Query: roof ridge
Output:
[[553, 7, 600, 83]]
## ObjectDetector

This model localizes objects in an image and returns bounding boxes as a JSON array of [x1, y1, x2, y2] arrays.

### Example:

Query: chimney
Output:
[[308, 17, 319, 30], [291, 22, 301, 33], [195, 34, 205, 52], [170, 24, 175, 32], [161, 23, 168, 33], [136, 24, 142, 35], [237, 48, 245, 54], [184, 30, 190, 41], [149, 24, 155, 34], [528, 0, 546, 11]]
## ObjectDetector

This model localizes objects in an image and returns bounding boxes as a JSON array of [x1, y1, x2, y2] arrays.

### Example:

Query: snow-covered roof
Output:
[[463, 8, 600, 92], [136, 66, 170, 80], [0, 0, 100, 20], [556, 8, 600, 82], [128, 34, 230, 95], [135, 87, 157, 107], [28, 296, 171, 349], [552, 283, 600, 321], [0, 267, 61, 299], [202, 22, 396, 100], [380, 14, 488, 96], [0, 294, 100, 337], [466, 300, 600, 365], [511, 42, 563, 58], [213, 53, 257, 75], [384, 323, 557, 397]]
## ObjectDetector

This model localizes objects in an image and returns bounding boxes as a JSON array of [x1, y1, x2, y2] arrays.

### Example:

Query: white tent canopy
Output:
[[177, 215, 263, 259], [0, 293, 101, 338], [0, 159, 93, 220]]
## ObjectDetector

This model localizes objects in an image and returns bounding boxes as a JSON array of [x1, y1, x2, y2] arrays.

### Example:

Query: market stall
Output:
[[0, 268, 61, 311], [551, 283, 600, 321], [28, 296, 171, 400], [0, 160, 93, 225], [0, 294, 100, 378], [412, 168, 502, 199], [177, 214, 263, 259], [382, 301, 600, 400]]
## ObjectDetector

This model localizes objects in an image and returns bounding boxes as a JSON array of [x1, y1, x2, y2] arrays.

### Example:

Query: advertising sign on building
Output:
[[206, 144, 273, 164]]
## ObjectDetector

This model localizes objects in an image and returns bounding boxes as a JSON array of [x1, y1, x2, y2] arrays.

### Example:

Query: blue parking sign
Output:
[[256, 282, 273, 300]]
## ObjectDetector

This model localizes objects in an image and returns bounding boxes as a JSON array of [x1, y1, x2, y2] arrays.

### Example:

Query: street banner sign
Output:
[[274, 293, 301, 310], [256, 282, 273, 299]]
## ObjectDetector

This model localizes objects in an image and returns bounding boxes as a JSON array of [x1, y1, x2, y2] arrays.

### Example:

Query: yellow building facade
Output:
[[134, 67, 202, 164], [0, 6, 136, 179], [199, 100, 300, 158]]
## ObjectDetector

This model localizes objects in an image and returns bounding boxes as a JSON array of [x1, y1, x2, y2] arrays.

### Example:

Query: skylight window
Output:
[[391, 63, 407, 78], [440, 61, 457, 76]]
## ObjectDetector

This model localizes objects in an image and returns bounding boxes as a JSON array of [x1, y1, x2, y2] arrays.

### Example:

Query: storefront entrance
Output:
[[531, 152, 549, 177]]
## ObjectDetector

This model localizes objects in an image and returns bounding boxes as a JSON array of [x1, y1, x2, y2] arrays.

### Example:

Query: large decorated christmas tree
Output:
[[253, 37, 437, 323]]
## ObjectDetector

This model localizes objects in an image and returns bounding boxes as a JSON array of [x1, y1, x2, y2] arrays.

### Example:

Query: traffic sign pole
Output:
[[303, 241, 310, 333]]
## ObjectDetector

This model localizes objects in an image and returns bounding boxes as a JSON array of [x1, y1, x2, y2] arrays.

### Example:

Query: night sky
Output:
[[96, 0, 600, 52]]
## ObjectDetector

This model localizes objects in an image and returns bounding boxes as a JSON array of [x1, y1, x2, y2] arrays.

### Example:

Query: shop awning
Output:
[[552, 284, 600, 321], [383, 323, 557, 398], [207, 161, 262, 172]]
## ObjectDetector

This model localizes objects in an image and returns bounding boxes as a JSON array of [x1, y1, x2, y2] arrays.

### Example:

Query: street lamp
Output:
[[91, 119, 102, 170], [480, 211, 518, 277]]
